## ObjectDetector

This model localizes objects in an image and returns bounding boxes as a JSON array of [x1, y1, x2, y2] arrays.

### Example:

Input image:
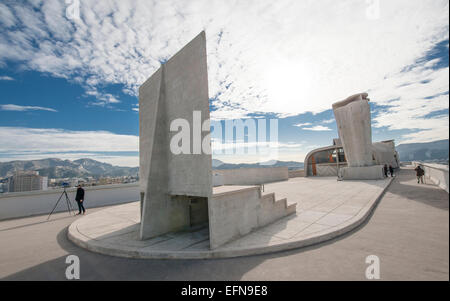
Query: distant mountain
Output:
[[212, 159, 224, 168], [0, 157, 305, 179], [0, 158, 139, 179], [396, 139, 449, 162], [212, 159, 304, 170]]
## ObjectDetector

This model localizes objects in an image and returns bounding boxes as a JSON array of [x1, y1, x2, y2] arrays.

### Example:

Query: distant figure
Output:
[[414, 166, 425, 184], [75, 184, 86, 215], [383, 164, 388, 178], [389, 165, 394, 177]]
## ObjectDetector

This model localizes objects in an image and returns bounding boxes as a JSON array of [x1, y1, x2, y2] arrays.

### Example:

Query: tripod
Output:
[[47, 187, 75, 220]]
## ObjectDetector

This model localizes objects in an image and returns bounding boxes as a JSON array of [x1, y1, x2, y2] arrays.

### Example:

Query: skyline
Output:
[[0, 0, 449, 166]]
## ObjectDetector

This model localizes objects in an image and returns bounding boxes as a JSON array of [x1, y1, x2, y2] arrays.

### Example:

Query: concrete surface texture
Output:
[[339, 165, 385, 180], [333, 93, 373, 168], [67, 177, 391, 259], [138, 31, 212, 240], [372, 140, 400, 168], [333, 93, 387, 180], [208, 185, 296, 249], [288, 169, 305, 178], [0, 167, 448, 280], [412, 162, 449, 193], [212, 167, 289, 186], [0, 183, 139, 220]]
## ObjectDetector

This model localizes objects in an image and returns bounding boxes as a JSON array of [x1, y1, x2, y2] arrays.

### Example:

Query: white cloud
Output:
[[0, 75, 14, 81], [0, 151, 139, 167], [0, 104, 57, 112], [0, 3, 16, 28], [0, 127, 138, 153], [0, 0, 447, 142], [301, 125, 333, 131], [293, 122, 312, 127], [321, 119, 335, 124]]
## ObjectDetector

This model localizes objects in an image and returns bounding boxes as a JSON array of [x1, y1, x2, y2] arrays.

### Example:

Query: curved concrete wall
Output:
[[0, 183, 140, 220], [412, 162, 449, 193], [212, 167, 289, 186]]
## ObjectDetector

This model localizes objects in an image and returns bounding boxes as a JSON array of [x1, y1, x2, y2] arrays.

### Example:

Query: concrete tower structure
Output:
[[332, 93, 384, 180], [139, 32, 212, 240], [138, 31, 295, 247]]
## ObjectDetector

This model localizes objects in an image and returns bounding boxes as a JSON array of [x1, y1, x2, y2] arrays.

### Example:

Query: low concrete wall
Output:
[[212, 167, 289, 186], [412, 162, 449, 193], [209, 187, 261, 249], [340, 165, 384, 180], [288, 169, 305, 178], [0, 183, 140, 220], [208, 185, 296, 249]]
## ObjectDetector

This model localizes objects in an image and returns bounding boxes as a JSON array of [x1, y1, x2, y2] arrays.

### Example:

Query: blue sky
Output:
[[0, 0, 448, 166]]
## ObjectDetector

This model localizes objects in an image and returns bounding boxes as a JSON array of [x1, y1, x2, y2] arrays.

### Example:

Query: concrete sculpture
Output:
[[332, 93, 384, 180], [139, 31, 212, 240], [139, 31, 295, 246]]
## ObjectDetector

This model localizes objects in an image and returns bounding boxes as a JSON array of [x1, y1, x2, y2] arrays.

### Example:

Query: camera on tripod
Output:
[[47, 182, 75, 220]]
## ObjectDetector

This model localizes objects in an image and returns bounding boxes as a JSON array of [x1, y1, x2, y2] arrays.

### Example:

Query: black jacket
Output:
[[415, 167, 424, 176], [75, 187, 85, 201]]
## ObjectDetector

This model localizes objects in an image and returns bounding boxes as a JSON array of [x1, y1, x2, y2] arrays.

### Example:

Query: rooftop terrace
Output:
[[0, 167, 448, 280]]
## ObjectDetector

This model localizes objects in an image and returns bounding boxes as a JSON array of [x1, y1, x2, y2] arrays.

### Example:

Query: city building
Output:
[[7, 171, 48, 193]]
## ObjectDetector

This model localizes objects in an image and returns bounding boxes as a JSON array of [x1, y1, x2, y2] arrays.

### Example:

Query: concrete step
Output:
[[260, 192, 275, 205], [257, 194, 297, 227], [286, 203, 297, 215]]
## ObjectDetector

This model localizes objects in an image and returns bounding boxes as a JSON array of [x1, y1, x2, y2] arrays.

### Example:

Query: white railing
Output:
[[412, 162, 449, 193]]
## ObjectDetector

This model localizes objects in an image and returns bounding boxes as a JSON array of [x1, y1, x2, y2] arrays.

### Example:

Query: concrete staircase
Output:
[[257, 190, 297, 227]]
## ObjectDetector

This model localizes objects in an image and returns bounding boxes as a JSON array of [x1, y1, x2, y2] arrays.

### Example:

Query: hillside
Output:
[[396, 139, 448, 163], [212, 159, 304, 170], [0, 158, 139, 179]]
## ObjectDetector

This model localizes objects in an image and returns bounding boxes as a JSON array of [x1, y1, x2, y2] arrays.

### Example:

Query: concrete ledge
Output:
[[341, 165, 384, 180], [68, 177, 394, 259], [288, 169, 305, 178], [0, 183, 140, 221], [213, 167, 289, 186], [412, 162, 449, 193]]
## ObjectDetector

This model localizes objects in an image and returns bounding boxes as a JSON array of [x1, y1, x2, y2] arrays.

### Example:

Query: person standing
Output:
[[389, 164, 394, 177], [414, 166, 425, 184], [383, 164, 388, 178], [75, 184, 86, 215]]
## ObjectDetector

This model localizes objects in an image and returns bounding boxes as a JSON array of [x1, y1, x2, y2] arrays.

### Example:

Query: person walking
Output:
[[383, 164, 388, 178], [414, 165, 425, 184], [75, 184, 86, 215], [389, 164, 394, 177]]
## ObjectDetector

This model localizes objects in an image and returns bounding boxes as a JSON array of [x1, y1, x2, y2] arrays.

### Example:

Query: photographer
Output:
[[75, 184, 86, 215]]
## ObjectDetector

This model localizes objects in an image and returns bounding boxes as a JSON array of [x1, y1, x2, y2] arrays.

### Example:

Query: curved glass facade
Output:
[[306, 147, 347, 176]]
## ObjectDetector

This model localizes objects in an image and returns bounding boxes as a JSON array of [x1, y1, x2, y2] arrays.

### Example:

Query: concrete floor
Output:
[[67, 177, 391, 259], [0, 167, 448, 280]]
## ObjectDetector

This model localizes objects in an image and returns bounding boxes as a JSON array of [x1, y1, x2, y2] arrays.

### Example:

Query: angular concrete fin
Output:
[[139, 32, 211, 240]]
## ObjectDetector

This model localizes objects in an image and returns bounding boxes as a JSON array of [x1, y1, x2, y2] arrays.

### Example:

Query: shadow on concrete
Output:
[[384, 169, 449, 211], [3, 197, 385, 281], [2, 225, 265, 280], [0, 214, 76, 232], [5, 168, 445, 280]]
